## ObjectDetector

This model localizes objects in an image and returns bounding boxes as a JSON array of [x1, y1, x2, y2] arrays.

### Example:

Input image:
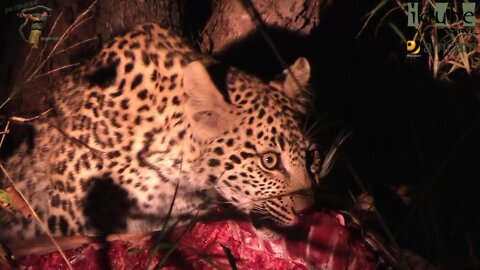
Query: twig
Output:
[[0, 165, 74, 270], [49, 124, 105, 158], [0, 121, 10, 150], [8, 108, 53, 123], [52, 37, 98, 57], [33, 63, 80, 80], [357, 0, 389, 39]]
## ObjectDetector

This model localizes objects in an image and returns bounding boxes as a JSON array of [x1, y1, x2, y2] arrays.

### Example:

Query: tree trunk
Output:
[[200, 0, 324, 54], [95, 0, 186, 43]]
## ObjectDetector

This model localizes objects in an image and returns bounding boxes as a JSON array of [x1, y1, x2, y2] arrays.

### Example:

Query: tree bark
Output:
[[95, 0, 186, 43], [200, 0, 325, 54]]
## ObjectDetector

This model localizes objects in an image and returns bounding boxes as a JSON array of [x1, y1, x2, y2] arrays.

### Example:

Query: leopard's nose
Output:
[[292, 195, 313, 218]]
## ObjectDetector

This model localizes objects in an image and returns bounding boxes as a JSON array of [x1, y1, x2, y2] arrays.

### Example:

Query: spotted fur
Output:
[[0, 23, 313, 241]]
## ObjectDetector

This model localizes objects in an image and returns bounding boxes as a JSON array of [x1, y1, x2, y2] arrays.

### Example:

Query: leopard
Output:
[[0, 23, 315, 242]]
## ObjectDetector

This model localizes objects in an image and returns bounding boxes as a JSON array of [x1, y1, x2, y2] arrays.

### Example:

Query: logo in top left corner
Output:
[[16, 5, 53, 49], [406, 40, 421, 57]]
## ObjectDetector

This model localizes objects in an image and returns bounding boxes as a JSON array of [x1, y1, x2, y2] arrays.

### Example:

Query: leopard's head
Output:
[[183, 57, 314, 226]]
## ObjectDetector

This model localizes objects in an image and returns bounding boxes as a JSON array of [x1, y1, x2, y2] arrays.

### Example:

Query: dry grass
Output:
[[361, 0, 480, 81], [0, 1, 97, 111], [0, 1, 98, 268], [408, 1, 480, 80]]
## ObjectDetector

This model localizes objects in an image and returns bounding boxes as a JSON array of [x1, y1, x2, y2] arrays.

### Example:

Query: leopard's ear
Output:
[[269, 57, 311, 113], [183, 61, 238, 140]]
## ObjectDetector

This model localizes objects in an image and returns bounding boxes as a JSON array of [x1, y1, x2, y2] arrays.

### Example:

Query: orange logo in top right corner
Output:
[[406, 40, 421, 56]]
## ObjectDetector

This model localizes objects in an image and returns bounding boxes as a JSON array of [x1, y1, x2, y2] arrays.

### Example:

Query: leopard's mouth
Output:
[[212, 188, 302, 227], [249, 203, 299, 229]]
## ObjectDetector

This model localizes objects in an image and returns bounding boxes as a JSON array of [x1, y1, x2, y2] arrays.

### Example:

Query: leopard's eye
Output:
[[261, 152, 279, 170]]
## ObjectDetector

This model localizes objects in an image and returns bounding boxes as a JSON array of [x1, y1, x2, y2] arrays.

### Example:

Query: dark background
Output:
[[1, 0, 479, 268]]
